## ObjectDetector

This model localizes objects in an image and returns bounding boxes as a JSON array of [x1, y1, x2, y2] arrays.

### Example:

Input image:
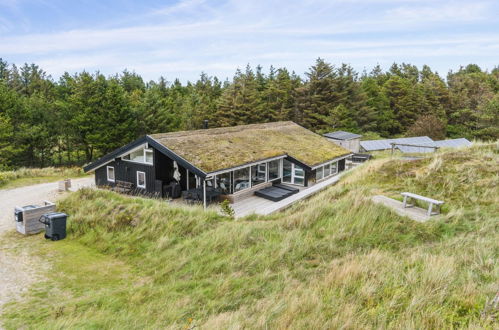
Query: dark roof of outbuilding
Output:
[[323, 131, 362, 140]]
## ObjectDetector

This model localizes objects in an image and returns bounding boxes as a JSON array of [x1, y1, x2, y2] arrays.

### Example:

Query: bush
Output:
[[220, 199, 235, 218], [407, 114, 446, 140]]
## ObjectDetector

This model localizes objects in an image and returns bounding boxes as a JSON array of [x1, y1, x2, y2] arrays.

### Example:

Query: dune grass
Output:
[[0, 167, 87, 189], [1, 143, 498, 329]]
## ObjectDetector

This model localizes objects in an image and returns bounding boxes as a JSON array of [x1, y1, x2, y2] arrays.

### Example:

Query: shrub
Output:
[[220, 199, 235, 219]]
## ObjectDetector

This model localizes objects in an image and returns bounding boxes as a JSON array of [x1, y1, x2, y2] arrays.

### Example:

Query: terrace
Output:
[[232, 172, 345, 218]]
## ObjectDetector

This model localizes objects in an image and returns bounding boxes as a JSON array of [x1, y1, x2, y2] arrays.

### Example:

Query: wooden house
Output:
[[83, 121, 352, 207]]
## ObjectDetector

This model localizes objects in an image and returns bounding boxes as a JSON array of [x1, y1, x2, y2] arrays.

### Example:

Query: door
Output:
[[282, 159, 305, 186]]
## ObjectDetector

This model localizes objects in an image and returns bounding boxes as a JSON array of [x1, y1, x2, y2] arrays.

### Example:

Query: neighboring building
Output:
[[83, 121, 352, 205], [323, 131, 362, 153], [360, 136, 472, 153]]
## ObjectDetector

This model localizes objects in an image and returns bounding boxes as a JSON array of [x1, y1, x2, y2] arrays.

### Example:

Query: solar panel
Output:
[[323, 131, 362, 140], [433, 138, 472, 148], [396, 143, 437, 153], [360, 136, 434, 151]]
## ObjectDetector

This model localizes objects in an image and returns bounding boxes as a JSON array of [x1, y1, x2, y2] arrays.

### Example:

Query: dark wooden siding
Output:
[[94, 158, 157, 194], [305, 169, 314, 187], [338, 158, 346, 172], [154, 150, 174, 182], [93, 146, 195, 197]]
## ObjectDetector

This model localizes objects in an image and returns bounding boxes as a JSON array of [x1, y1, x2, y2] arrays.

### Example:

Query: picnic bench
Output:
[[113, 180, 134, 193], [401, 192, 444, 216]]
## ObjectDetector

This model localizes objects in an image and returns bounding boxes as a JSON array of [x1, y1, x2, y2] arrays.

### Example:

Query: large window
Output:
[[294, 167, 305, 185], [324, 163, 331, 177], [107, 166, 115, 182], [283, 159, 292, 183], [251, 163, 266, 186], [316, 166, 324, 181], [282, 159, 304, 186], [205, 177, 214, 189], [215, 172, 231, 194], [330, 162, 338, 174], [314, 161, 338, 182], [137, 171, 146, 188], [268, 159, 280, 180], [123, 148, 153, 165], [145, 149, 153, 164], [233, 167, 250, 192]]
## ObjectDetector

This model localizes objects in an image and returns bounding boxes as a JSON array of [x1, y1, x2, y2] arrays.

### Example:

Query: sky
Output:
[[0, 0, 498, 82]]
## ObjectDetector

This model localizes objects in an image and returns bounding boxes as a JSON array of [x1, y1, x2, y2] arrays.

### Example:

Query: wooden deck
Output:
[[232, 174, 344, 218], [371, 195, 435, 222]]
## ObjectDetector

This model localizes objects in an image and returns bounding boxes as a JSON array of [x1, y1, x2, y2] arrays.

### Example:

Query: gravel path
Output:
[[0, 177, 94, 327]]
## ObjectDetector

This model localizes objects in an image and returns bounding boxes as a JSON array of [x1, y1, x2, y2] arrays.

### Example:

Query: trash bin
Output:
[[39, 212, 67, 241]]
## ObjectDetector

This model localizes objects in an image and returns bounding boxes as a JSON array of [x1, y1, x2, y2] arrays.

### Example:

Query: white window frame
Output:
[[293, 165, 305, 186], [315, 161, 339, 182], [144, 149, 153, 164], [316, 166, 324, 181], [267, 159, 282, 182], [107, 166, 115, 182], [283, 159, 305, 186], [136, 171, 146, 189], [123, 148, 153, 165]]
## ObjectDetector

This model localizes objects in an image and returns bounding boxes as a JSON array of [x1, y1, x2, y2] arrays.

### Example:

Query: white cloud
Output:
[[387, 2, 489, 22], [1, 0, 497, 81]]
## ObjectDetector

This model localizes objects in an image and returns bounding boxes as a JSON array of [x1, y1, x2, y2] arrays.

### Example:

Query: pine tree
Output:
[[300, 58, 340, 131], [262, 68, 300, 122], [382, 75, 420, 134], [215, 66, 262, 126], [0, 82, 20, 168]]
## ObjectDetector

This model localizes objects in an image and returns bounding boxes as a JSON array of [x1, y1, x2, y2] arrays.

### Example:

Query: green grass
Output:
[[1, 143, 498, 329], [0, 167, 87, 189]]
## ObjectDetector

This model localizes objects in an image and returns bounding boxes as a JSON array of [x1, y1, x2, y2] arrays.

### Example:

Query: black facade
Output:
[[94, 145, 201, 197], [88, 135, 351, 200], [95, 158, 158, 195], [338, 158, 346, 172]]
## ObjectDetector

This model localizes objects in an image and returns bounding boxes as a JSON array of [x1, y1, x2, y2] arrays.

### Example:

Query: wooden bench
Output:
[[114, 180, 134, 193], [401, 192, 444, 216]]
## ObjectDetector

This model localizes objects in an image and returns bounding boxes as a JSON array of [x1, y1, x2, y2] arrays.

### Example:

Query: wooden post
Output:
[[203, 179, 207, 210]]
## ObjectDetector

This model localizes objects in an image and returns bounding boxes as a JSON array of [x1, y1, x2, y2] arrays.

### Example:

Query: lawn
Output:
[[1, 143, 498, 329]]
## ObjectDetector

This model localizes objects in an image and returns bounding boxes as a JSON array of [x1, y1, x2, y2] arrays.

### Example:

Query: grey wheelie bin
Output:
[[39, 212, 67, 241]]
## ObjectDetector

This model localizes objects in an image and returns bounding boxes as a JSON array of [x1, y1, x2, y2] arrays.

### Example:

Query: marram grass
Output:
[[0, 166, 85, 189], [1, 143, 498, 329]]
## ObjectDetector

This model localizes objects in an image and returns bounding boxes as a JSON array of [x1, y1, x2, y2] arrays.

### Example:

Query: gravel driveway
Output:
[[0, 176, 94, 326]]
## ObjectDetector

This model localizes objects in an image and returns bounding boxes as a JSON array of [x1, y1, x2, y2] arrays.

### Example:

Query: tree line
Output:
[[0, 58, 497, 169]]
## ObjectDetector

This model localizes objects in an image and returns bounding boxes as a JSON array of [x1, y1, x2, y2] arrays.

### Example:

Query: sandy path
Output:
[[0, 176, 94, 327]]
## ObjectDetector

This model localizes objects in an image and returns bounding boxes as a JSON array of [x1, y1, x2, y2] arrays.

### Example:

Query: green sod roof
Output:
[[150, 121, 351, 173]]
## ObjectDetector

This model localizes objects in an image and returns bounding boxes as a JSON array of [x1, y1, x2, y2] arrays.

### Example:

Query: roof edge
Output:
[[83, 135, 208, 178], [83, 136, 148, 172], [310, 153, 353, 169], [146, 136, 207, 178]]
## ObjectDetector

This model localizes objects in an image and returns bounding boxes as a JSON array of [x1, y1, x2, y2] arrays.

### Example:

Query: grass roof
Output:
[[150, 121, 351, 173]]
